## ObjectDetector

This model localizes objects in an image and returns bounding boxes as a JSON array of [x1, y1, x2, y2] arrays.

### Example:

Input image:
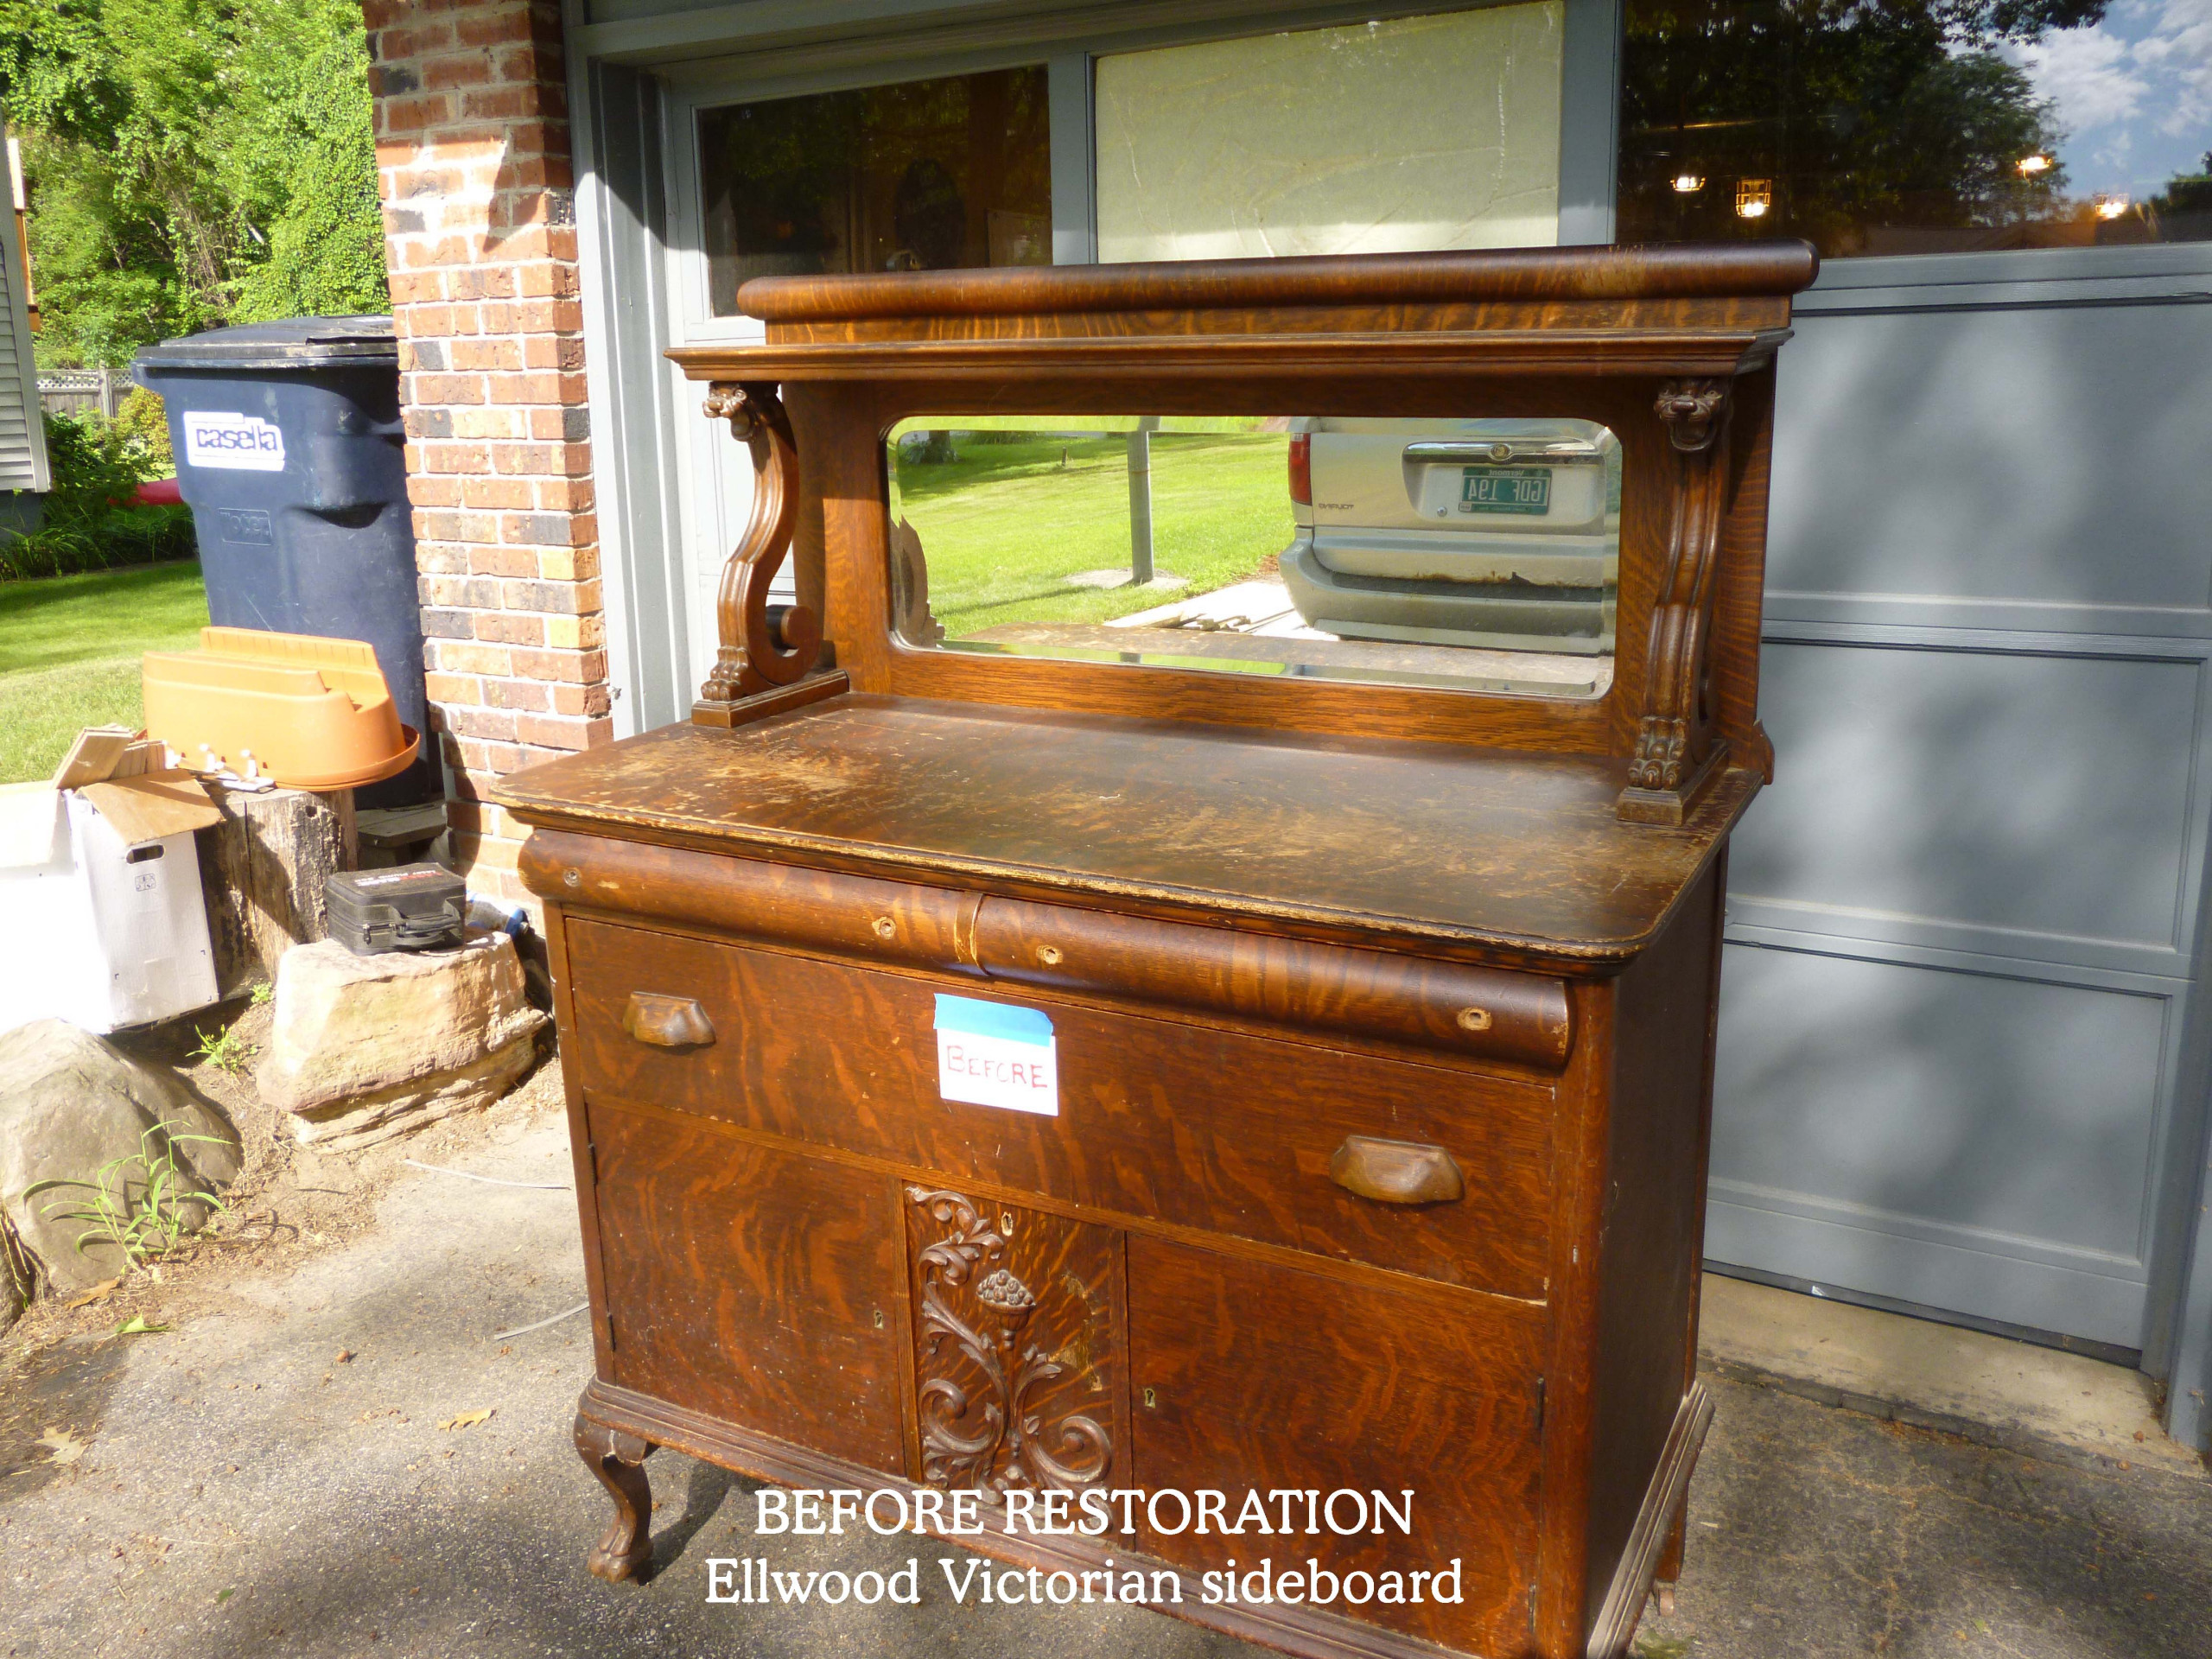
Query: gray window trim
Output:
[[575, 55, 690, 738], [1556, 0, 1619, 246], [582, 0, 1567, 77], [1047, 53, 1096, 265]]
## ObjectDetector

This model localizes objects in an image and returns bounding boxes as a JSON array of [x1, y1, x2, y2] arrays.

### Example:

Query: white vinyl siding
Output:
[[0, 132, 49, 494]]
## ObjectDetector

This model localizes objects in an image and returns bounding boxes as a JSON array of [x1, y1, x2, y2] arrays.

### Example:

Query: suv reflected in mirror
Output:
[[1282, 417, 1621, 655]]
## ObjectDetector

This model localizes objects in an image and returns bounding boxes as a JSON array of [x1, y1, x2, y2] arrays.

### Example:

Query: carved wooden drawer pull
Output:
[[1328, 1135, 1465, 1205], [621, 992, 715, 1050]]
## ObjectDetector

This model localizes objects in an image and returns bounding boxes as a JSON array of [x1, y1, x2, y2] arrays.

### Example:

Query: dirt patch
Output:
[[2, 992, 565, 1392], [0, 1334, 132, 1497]]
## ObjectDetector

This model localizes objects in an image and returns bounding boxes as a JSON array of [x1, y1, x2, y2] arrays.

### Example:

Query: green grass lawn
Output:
[[892, 430, 1294, 637], [0, 562, 210, 783]]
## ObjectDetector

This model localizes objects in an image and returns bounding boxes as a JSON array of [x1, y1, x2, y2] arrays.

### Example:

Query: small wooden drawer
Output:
[[565, 917, 1558, 1301], [973, 896, 1570, 1069]]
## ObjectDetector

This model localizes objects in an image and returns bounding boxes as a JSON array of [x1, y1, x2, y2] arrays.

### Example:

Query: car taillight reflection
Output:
[[1287, 432, 1312, 505]]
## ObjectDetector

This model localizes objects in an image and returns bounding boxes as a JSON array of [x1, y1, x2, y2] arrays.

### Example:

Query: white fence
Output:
[[37, 366, 121, 418]]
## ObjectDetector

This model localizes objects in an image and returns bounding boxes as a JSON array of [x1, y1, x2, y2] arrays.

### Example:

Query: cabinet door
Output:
[[587, 1102, 909, 1471], [904, 1185, 1127, 1498], [1129, 1238, 1546, 1654]]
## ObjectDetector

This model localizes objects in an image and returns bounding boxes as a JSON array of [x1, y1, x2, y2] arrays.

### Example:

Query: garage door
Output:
[[1708, 251, 2212, 1357]]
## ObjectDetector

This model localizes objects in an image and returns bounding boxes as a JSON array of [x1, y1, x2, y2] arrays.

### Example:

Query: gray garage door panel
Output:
[[1711, 944, 2171, 1349], [1714, 945, 2164, 1248], [1733, 641, 2202, 961], [1767, 306, 2212, 616]]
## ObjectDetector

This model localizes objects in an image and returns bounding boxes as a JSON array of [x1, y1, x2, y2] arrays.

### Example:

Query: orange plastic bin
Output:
[[142, 627, 422, 791]]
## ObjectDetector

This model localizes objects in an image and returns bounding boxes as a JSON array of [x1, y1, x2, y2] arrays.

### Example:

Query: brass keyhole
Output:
[[1456, 1007, 1493, 1033], [873, 916, 896, 939], [563, 868, 582, 888], [1000, 1211, 1015, 1236], [1036, 944, 1064, 967], [873, 1307, 885, 1329], [1142, 1388, 1157, 1409]]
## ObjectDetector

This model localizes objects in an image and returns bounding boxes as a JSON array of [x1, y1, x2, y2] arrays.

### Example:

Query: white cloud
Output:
[[2009, 26, 2148, 133], [2130, 0, 2212, 132], [2005, 0, 2212, 146]]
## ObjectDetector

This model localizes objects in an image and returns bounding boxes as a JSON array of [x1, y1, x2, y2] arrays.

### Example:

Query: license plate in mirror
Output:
[[1459, 467, 1551, 514]]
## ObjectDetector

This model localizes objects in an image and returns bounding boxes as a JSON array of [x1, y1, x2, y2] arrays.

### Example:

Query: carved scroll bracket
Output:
[[1620, 378, 1734, 826], [694, 382, 825, 719], [906, 1186, 1110, 1502]]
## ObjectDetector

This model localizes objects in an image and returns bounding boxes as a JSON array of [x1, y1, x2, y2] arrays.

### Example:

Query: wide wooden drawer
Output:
[[565, 916, 1557, 1301], [523, 830, 1574, 1071]]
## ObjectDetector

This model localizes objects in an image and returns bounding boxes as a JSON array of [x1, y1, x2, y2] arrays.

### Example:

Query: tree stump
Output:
[[194, 783, 358, 997]]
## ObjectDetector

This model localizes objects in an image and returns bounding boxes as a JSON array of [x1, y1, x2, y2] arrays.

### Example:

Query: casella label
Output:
[[183, 410, 286, 473]]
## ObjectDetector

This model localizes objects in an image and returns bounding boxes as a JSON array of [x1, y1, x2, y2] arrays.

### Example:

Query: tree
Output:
[[0, 0, 387, 368], [1621, 0, 2092, 256]]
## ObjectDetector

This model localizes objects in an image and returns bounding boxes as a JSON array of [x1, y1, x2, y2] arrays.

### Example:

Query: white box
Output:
[[0, 779, 220, 1036]]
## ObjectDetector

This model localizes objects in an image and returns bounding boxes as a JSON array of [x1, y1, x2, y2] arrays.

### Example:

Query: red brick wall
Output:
[[365, 0, 608, 904]]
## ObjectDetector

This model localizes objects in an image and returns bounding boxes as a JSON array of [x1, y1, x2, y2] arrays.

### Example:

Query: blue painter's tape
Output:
[[934, 994, 1053, 1046]]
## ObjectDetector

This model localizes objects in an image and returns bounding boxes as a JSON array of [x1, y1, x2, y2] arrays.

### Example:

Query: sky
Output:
[[2002, 0, 2212, 197]]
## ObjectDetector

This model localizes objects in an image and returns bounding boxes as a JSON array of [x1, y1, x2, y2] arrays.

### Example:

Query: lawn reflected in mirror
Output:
[[886, 416, 1618, 699]]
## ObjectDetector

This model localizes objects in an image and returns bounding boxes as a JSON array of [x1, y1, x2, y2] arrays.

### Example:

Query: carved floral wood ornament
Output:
[[908, 1185, 1112, 1500], [1619, 378, 1735, 825]]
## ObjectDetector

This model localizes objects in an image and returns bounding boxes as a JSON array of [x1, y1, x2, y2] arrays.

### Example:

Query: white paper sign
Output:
[[935, 994, 1058, 1116], [183, 410, 286, 472]]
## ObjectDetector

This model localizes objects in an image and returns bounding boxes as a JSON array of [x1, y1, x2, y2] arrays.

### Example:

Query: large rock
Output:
[[0, 1020, 243, 1292], [257, 933, 548, 1151]]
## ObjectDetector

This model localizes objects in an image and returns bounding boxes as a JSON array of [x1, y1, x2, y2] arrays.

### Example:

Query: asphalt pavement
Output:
[[2, 1100, 2205, 1659]]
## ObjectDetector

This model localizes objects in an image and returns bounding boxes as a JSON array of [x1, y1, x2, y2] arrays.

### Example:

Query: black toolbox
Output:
[[325, 863, 467, 955]]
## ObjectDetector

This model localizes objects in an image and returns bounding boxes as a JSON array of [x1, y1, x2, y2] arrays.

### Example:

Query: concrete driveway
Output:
[[2, 1088, 2207, 1659]]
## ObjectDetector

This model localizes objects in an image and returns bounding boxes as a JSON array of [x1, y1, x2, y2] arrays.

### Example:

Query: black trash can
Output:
[[132, 315, 439, 808]]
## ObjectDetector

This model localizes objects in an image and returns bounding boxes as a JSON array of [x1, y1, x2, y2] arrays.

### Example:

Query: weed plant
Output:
[[190, 1023, 257, 1076], [25, 1119, 231, 1268]]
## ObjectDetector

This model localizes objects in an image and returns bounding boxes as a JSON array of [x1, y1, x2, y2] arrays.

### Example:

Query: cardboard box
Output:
[[0, 742, 225, 1036]]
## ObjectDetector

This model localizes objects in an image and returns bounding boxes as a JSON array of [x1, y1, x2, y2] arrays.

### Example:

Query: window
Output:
[[1092, 7, 1567, 262], [1619, 0, 2212, 257], [697, 67, 1051, 314]]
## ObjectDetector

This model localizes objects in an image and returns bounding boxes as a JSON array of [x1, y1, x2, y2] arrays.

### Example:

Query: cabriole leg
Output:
[[1653, 1483, 1691, 1615], [574, 1411, 655, 1582]]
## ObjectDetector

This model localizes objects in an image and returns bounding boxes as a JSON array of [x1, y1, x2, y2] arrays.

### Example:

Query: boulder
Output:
[[257, 933, 548, 1151], [0, 1020, 243, 1292]]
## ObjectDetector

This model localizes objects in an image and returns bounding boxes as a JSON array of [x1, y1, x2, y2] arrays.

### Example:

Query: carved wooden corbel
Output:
[[1618, 378, 1734, 825], [693, 382, 824, 721]]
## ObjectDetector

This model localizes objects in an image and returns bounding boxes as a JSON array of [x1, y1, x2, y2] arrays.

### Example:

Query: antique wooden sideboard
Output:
[[499, 242, 1817, 1659]]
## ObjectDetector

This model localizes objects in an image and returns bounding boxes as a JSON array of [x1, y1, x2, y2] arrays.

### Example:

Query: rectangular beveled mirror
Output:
[[884, 414, 1620, 699]]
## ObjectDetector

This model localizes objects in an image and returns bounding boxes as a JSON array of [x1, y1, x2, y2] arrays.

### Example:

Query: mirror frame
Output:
[[670, 244, 1816, 824]]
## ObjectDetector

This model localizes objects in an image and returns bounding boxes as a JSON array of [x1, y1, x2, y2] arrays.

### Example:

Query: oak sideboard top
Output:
[[497, 690, 1751, 969]]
